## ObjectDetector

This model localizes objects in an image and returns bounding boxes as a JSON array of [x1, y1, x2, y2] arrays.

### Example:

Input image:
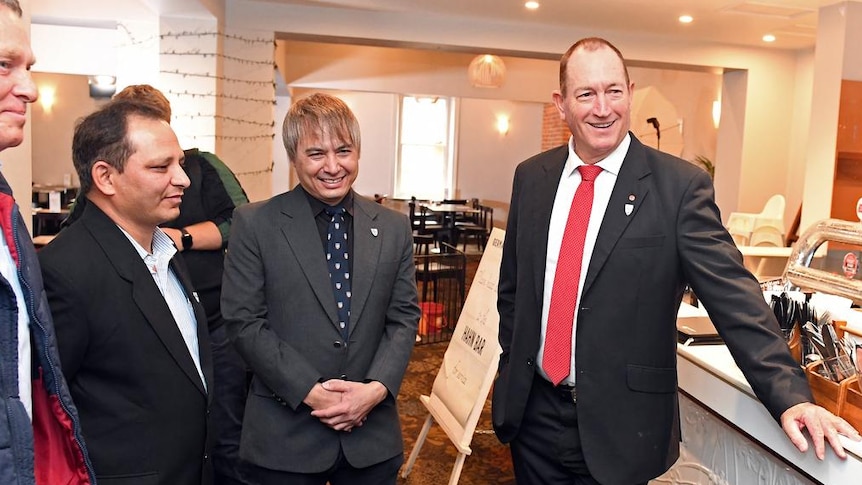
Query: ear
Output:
[[90, 160, 118, 196], [551, 89, 566, 121]]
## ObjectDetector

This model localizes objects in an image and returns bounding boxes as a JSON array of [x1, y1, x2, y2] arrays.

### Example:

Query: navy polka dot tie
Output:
[[325, 206, 350, 339]]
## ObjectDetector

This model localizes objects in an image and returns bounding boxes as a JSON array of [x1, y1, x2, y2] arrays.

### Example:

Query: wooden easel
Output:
[[401, 229, 505, 485]]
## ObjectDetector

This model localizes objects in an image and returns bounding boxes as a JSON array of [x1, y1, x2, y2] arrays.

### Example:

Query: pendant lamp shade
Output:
[[468, 54, 506, 88]]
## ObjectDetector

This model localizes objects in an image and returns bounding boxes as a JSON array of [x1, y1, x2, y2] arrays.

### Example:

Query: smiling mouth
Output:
[[588, 120, 615, 129], [320, 175, 345, 184]]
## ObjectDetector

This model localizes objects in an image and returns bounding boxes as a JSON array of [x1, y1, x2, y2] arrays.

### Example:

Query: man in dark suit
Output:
[[491, 37, 861, 485], [39, 99, 214, 484], [221, 92, 420, 485]]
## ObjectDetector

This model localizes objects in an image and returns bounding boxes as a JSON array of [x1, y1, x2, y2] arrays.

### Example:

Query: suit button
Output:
[[334, 341, 343, 348], [203, 453, 209, 461], [340, 374, 347, 380], [526, 358, 534, 366]]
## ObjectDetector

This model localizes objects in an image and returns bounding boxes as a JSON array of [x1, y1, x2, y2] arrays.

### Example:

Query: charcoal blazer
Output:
[[221, 188, 420, 473], [492, 135, 812, 485], [39, 202, 214, 485]]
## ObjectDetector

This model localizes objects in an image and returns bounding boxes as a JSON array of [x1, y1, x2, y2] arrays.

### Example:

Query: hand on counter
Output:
[[781, 402, 861, 459]]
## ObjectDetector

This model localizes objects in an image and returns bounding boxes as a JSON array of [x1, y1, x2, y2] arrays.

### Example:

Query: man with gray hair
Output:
[[0, 0, 94, 483]]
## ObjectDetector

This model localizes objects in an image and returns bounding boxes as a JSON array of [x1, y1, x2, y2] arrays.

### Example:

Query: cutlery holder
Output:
[[805, 361, 855, 414], [839, 376, 862, 431]]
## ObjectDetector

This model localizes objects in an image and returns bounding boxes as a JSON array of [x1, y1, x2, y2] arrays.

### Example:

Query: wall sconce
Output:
[[468, 55, 506, 88], [712, 100, 721, 129], [39, 85, 56, 113], [88, 75, 116, 98], [496, 114, 510, 136]]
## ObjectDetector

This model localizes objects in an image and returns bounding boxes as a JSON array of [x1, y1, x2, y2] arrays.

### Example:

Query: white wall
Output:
[[456, 98, 543, 227]]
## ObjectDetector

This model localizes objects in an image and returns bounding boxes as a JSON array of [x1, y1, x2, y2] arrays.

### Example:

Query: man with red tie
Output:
[[492, 37, 860, 485]]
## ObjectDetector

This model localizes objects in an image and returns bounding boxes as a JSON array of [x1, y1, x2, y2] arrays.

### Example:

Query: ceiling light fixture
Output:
[[468, 54, 507, 88], [525, 1, 539, 10], [762, 34, 776, 43], [679, 15, 693, 24]]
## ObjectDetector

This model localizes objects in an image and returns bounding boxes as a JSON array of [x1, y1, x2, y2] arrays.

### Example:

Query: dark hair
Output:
[[282, 93, 361, 162], [0, 0, 22, 17], [559, 37, 630, 97], [72, 99, 167, 195]]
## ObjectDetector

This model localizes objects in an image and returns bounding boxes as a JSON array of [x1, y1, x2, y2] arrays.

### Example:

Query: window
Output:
[[394, 96, 456, 200]]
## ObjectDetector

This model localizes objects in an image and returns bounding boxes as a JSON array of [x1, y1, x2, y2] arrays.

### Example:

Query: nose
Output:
[[593, 94, 611, 117], [322, 153, 340, 173], [173, 163, 191, 189], [14, 70, 38, 104]]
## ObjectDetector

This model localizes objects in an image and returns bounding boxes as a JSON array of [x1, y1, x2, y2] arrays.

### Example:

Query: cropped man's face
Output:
[[0, 7, 37, 151]]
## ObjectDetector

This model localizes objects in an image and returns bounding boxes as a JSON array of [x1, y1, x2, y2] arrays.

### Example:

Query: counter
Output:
[[670, 343, 862, 484]]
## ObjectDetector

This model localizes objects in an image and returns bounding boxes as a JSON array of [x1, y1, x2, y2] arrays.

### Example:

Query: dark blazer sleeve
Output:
[[358, 205, 419, 397], [221, 202, 324, 408], [677, 168, 812, 420]]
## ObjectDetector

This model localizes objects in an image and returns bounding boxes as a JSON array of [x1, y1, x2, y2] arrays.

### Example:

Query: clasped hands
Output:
[[305, 379, 387, 433]]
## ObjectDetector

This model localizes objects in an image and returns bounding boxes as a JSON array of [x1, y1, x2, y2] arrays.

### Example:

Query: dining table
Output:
[[419, 202, 480, 247]]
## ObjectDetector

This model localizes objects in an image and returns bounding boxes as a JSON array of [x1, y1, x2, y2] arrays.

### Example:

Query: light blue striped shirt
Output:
[[119, 226, 206, 391]]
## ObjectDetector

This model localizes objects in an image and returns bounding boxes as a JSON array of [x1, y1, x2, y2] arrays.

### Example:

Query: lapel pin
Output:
[[628, 194, 636, 201], [624, 204, 634, 216], [371, 228, 379, 237]]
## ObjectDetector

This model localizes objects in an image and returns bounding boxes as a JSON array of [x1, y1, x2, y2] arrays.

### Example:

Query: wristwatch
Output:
[[180, 227, 193, 250]]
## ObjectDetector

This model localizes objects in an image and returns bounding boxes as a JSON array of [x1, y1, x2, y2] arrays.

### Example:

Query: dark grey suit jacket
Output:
[[221, 188, 420, 473], [491, 135, 812, 485], [39, 202, 214, 485]]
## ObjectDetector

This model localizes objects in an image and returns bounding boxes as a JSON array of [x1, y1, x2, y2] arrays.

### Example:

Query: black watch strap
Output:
[[181, 227, 193, 250]]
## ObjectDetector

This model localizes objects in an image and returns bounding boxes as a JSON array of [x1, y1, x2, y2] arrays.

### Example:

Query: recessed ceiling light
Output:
[[763, 34, 776, 42], [679, 15, 693, 24], [525, 1, 540, 10]]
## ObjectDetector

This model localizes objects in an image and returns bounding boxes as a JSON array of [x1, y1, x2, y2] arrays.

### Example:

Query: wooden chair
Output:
[[408, 199, 442, 236]]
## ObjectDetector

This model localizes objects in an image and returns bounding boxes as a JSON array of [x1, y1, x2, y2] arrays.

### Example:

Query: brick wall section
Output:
[[542, 103, 570, 151]]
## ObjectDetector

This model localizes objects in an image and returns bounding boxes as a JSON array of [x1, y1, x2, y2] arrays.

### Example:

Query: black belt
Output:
[[537, 374, 577, 404], [555, 384, 577, 404]]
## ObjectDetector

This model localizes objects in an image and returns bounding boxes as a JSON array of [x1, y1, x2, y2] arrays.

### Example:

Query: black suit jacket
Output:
[[492, 135, 812, 485], [39, 202, 214, 485]]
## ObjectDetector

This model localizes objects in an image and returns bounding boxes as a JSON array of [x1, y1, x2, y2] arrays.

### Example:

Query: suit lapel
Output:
[[349, 196, 381, 336], [582, 135, 651, 295], [81, 204, 210, 396], [278, 190, 341, 328]]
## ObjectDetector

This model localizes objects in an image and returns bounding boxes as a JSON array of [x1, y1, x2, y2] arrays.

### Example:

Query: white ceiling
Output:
[[259, 0, 844, 50], [30, 0, 848, 51]]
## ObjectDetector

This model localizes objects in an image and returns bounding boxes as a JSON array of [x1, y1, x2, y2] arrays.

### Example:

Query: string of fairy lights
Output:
[[154, 29, 277, 179]]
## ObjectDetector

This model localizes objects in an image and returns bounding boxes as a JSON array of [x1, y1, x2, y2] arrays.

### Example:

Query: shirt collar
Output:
[[564, 132, 630, 177], [118, 225, 177, 261], [301, 186, 354, 217]]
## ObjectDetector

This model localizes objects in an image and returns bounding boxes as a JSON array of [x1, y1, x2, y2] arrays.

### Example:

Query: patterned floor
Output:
[[397, 341, 515, 484]]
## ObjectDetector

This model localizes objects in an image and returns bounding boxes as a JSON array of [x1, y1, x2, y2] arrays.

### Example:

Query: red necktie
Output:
[[543, 164, 603, 385]]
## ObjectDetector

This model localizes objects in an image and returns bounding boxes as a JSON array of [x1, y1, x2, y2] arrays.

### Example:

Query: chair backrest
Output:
[[758, 194, 785, 220], [408, 201, 419, 228], [749, 225, 785, 247], [413, 233, 435, 256], [442, 199, 468, 205], [483, 206, 494, 231]]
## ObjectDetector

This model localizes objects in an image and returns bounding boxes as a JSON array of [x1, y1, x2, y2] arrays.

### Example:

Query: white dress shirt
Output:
[[537, 133, 631, 386], [120, 227, 207, 391], [0, 230, 31, 419]]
